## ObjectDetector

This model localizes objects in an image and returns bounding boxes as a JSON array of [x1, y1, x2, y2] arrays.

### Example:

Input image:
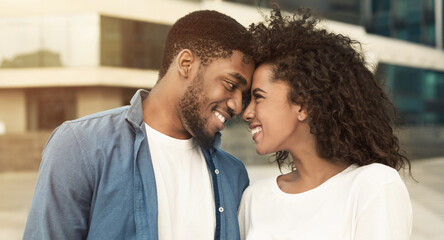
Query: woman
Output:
[[238, 7, 413, 240]]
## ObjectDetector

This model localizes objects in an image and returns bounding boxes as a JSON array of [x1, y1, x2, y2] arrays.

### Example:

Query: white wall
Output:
[[76, 87, 123, 118], [0, 89, 26, 133]]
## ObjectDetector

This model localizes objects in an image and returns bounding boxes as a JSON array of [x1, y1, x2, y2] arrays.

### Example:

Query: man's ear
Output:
[[176, 49, 195, 79]]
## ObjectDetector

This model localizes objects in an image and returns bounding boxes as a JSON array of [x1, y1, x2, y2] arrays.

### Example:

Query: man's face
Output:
[[178, 51, 255, 149]]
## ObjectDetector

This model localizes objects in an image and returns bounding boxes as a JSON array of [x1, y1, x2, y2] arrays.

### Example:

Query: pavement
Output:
[[1, 157, 443, 240]]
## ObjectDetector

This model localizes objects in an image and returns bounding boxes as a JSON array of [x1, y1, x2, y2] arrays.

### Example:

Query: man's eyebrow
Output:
[[252, 88, 266, 94], [228, 73, 247, 86]]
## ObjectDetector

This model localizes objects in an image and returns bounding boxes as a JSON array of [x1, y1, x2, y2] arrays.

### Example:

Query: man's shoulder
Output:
[[49, 105, 131, 146], [43, 105, 135, 172], [69, 106, 130, 124], [66, 106, 129, 130]]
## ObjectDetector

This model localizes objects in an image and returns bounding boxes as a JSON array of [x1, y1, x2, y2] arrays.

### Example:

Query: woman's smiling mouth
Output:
[[250, 126, 262, 140]]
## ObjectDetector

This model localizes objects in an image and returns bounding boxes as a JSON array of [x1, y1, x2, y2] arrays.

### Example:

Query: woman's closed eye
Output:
[[253, 92, 264, 101]]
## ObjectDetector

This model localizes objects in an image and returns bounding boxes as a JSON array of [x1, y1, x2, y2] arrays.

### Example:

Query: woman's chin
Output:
[[255, 147, 272, 156]]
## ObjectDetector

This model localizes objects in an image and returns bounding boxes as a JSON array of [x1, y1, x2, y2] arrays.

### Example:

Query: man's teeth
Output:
[[251, 127, 262, 135], [215, 112, 226, 123]]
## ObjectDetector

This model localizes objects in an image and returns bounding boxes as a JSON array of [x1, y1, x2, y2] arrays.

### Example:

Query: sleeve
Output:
[[355, 180, 412, 240], [238, 166, 250, 204], [23, 123, 94, 240], [238, 187, 251, 240]]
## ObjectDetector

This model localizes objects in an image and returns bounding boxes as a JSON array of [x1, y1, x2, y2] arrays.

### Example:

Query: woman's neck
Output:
[[278, 148, 350, 194]]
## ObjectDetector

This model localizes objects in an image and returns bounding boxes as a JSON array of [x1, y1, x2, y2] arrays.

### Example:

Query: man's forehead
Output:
[[202, 51, 254, 88], [241, 54, 253, 65]]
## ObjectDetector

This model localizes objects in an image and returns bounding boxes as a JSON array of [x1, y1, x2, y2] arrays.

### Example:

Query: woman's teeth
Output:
[[215, 111, 226, 123], [251, 127, 262, 135]]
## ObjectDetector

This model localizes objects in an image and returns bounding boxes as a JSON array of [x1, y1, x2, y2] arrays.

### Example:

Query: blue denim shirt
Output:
[[23, 89, 250, 240]]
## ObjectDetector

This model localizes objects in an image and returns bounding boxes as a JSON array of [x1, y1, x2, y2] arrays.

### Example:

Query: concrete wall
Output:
[[397, 126, 444, 160], [76, 87, 123, 118], [0, 89, 26, 134], [0, 131, 51, 172], [0, 87, 127, 171]]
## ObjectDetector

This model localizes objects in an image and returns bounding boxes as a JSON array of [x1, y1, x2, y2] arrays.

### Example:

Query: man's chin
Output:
[[194, 131, 216, 150]]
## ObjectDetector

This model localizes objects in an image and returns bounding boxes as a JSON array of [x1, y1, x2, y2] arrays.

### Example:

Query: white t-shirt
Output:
[[145, 123, 215, 240], [238, 163, 412, 240]]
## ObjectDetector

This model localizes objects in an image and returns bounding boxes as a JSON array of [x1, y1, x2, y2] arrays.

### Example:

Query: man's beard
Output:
[[177, 71, 216, 149]]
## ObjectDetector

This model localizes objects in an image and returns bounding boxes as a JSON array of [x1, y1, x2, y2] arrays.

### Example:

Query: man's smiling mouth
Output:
[[214, 111, 226, 123]]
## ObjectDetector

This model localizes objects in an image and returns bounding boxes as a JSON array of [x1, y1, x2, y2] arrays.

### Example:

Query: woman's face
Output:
[[243, 64, 302, 155]]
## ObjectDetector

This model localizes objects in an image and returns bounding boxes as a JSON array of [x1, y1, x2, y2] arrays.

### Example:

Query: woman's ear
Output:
[[176, 49, 195, 79], [295, 103, 308, 121]]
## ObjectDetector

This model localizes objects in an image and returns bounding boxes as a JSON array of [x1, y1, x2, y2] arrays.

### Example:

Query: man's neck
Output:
[[142, 84, 192, 140]]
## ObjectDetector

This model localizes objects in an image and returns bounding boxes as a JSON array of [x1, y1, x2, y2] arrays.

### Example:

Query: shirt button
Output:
[[218, 207, 224, 213], [215, 169, 220, 174]]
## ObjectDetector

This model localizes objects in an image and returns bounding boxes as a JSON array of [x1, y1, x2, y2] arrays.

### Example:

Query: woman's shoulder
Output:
[[351, 163, 402, 185], [349, 163, 412, 223], [346, 163, 408, 199], [243, 177, 277, 197]]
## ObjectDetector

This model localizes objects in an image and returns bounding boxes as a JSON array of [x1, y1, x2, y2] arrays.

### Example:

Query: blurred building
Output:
[[0, 7, 170, 134], [228, 0, 444, 127], [1, 0, 444, 170]]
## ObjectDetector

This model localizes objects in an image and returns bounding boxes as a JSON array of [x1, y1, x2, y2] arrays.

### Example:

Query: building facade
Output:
[[0, 12, 168, 133], [1, 0, 444, 170]]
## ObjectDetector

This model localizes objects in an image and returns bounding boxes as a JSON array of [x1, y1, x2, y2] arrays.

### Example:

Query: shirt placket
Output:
[[205, 151, 225, 240]]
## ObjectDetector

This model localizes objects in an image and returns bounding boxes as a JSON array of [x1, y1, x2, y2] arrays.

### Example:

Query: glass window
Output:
[[423, 0, 435, 10], [26, 88, 76, 131], [395, 28, 408, 40], [0, 14, 99, 68], [122, 88, 140, 106], [406, 9, 421, 24], [394, 0, 407, 19], [377, 63, 444, 125], [424, 24, 436, 46], [224, 0, 361, 24], [375, 11, 391, 27], [406, 23, 421, 43], [223, 0, 256, 5], [365, 0, 439, 47], [100, 16, 171, 70], [372, 0, 390, 13]]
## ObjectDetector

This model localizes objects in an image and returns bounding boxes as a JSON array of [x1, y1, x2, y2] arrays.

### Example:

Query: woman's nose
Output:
[[242, 101, 255, 122]]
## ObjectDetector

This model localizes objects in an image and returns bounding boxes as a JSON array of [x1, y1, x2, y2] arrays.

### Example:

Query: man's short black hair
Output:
[[158, 10, 253, 79]]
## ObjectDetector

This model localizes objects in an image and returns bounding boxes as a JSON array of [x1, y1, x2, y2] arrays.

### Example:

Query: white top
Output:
[[145, 123, 215, 240], [238, 163, 412, 240]]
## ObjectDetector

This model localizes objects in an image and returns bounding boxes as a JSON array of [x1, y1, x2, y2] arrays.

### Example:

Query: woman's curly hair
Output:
[[249, 6, 411, 173]]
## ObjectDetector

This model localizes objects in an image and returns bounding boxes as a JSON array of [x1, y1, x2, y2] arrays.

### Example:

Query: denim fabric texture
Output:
[[23, 89, 250, 240]]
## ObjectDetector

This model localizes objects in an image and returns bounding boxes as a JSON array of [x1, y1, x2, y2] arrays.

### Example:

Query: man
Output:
[[23, 10, 255, 239]]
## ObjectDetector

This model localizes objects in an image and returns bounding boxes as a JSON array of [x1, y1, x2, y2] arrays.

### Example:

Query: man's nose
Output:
[[227, 91, 243, 116]]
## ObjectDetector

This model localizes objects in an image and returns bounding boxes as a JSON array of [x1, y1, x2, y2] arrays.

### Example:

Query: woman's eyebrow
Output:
[[252, 88, 266, 94]]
